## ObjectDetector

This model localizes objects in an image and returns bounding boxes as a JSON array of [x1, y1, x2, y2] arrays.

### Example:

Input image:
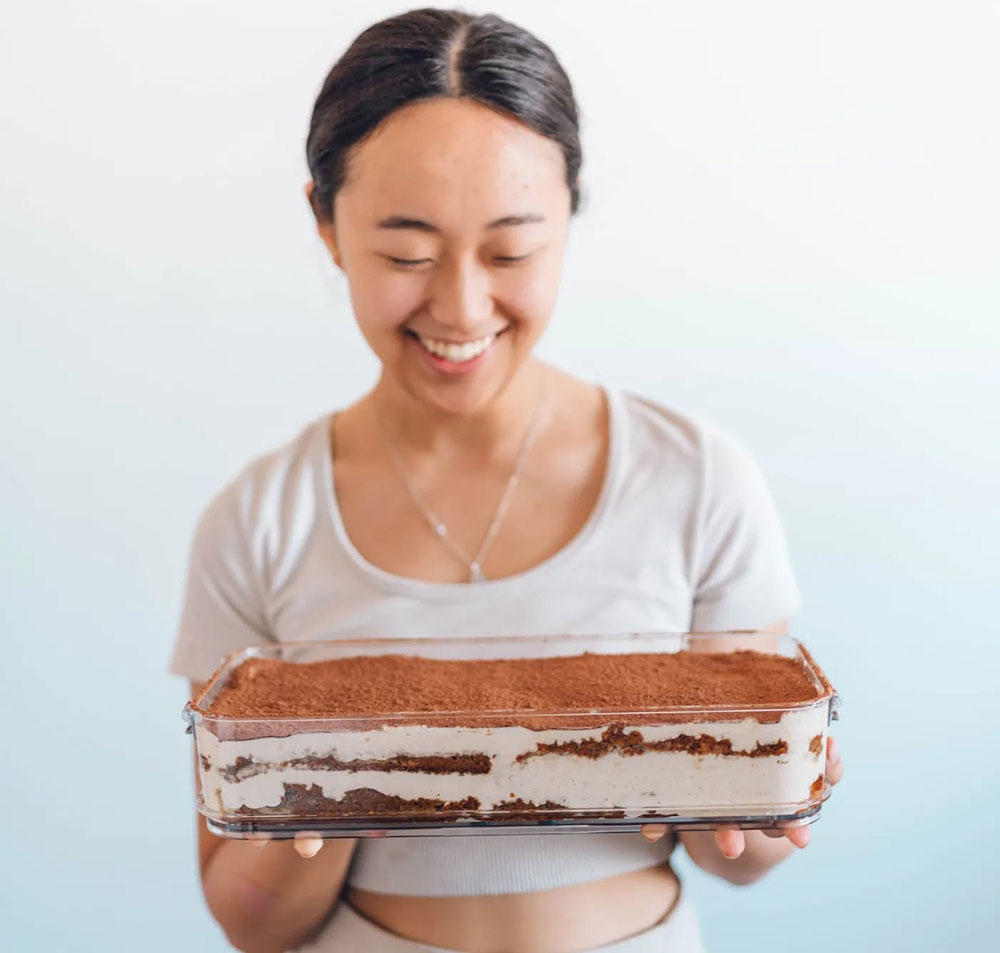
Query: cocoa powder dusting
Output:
[[200, 650, 822, 723]]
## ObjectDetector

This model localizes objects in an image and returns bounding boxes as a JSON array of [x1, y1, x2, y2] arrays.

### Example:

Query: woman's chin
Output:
[[407, 380, 507, 418]]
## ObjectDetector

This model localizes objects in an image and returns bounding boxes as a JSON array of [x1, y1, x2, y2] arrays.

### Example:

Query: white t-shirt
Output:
[[169, 383, 801, 896]]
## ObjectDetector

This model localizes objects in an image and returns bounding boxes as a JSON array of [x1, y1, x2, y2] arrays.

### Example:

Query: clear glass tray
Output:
[[182, 631, 840, 839]]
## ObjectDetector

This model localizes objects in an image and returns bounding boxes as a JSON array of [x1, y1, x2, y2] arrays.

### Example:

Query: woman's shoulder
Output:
[[193, 412, 332, 542], [615, 387, 754, 476], [618, 390, 786, 535]]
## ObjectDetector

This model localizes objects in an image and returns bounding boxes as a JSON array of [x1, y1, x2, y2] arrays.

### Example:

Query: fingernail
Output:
[[717, 830, 742, 858], [294, 835, 323, 858], [828, 738, 840, 764], [641, 824, 667, 842]]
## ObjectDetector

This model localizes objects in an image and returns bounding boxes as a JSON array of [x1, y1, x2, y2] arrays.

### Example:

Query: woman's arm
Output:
[[190, 682, 358, 953]]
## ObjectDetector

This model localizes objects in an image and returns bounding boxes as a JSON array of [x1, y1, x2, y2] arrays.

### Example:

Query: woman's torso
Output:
[[328, 369, 682, 950], [172, 363, 798, 948]]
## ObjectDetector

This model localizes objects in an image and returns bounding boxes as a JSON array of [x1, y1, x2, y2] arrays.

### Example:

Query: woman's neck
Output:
[[367, 360, 549, 461]]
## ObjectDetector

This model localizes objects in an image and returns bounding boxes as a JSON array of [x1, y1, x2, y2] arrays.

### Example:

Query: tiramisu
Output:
[[186, 635, 838, 830]]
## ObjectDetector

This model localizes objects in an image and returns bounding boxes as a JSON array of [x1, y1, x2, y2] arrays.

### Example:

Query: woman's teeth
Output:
[[416, 333, 496, 363]]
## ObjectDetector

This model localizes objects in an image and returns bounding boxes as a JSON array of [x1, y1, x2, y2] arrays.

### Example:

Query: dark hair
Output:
[[306, 7, 583, 224]]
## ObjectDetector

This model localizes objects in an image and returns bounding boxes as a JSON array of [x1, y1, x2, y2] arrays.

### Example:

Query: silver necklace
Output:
[[374, 370, 548, 583]]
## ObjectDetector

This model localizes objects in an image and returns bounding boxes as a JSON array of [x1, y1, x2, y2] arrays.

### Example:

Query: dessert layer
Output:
[[232, 785, 621, 821], [196, 710, 828, 817], [199, 649, 822, 722]]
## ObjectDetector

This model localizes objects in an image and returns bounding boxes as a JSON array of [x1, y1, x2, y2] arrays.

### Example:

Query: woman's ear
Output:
[[304, 181, 343, 271]]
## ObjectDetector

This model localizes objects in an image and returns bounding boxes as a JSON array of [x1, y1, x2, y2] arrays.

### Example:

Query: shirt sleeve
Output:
[[690, 426, 802, 632], [167, 479, 275, 684]]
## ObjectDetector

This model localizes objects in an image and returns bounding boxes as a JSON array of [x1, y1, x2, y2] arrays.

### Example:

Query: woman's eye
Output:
[[387, 254, 531, 268], [388, 257, 431, 267]]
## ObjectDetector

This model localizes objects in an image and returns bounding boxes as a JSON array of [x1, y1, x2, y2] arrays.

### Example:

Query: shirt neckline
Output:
[[317, 384, 625, 600]]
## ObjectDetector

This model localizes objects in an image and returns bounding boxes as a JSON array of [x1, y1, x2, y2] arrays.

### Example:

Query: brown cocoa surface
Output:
[[202, 649, 822, 721]]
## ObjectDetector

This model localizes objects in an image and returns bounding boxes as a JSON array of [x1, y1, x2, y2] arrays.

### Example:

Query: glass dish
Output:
[[182, 631, 840, 839]]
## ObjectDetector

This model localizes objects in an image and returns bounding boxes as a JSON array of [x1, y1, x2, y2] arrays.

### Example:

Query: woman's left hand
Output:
[[641, 735, 844, 858]]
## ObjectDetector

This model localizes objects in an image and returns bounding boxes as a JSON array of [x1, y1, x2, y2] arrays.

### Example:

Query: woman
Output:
[[170, 8, 843, 952]]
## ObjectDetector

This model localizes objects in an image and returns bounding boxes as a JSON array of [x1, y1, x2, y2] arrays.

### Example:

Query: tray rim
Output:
[[184, 630, 840, 729]]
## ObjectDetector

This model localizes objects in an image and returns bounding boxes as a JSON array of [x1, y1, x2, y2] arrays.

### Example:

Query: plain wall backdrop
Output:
[[2, 1, 997, 949]]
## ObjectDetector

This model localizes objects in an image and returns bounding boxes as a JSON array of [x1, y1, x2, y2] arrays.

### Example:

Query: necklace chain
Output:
[[374, 369, 548, 583]]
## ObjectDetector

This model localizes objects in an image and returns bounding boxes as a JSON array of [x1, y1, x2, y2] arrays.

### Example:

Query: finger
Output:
[[784, 825, 811, 849], [293, 833, 324, 858], [714, 826, 745, 859], [826, 736, 844, 786], [247, 834, 271, 849], [641, 823, 669, 843]]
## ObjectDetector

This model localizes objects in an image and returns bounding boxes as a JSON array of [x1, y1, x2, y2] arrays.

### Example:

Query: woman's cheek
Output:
[[502, 259, 563, 327], [354, 275, 422, 335]]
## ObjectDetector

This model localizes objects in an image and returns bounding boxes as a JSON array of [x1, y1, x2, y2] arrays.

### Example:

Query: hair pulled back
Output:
[[306, 7, 583, 223]]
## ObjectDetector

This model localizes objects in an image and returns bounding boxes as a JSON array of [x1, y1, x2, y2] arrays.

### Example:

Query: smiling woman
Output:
[[169, 7, 833, 953]]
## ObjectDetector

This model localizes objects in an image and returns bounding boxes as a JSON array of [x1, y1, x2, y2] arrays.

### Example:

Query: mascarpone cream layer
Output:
[[196, 707, 827, 817]]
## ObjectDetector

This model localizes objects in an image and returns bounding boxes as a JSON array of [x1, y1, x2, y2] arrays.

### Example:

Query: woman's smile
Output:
[[404, 326, 509, 376]]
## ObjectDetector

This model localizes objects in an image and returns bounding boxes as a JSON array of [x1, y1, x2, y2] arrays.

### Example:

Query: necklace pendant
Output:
[[469, 562, 485, 583]]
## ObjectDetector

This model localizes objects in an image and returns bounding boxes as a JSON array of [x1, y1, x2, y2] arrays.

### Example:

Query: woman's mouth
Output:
[[404, 328, 507, 374]]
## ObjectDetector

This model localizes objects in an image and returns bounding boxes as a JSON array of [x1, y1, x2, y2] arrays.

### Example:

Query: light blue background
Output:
[[2, 1, 997, 950]]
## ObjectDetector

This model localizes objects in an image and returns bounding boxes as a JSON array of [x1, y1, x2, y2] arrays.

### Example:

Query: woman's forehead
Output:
[[339, 99, 566, 218]]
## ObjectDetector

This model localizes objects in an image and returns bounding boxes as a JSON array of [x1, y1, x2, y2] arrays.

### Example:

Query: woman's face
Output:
[[310, 97, 573, 417]]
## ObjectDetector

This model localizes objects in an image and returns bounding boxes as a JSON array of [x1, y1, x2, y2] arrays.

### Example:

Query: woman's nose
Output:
[[427, 255, 494, 334]]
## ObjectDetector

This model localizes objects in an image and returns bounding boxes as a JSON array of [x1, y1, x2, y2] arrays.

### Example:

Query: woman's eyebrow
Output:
[[375, 213, 546, 233]]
